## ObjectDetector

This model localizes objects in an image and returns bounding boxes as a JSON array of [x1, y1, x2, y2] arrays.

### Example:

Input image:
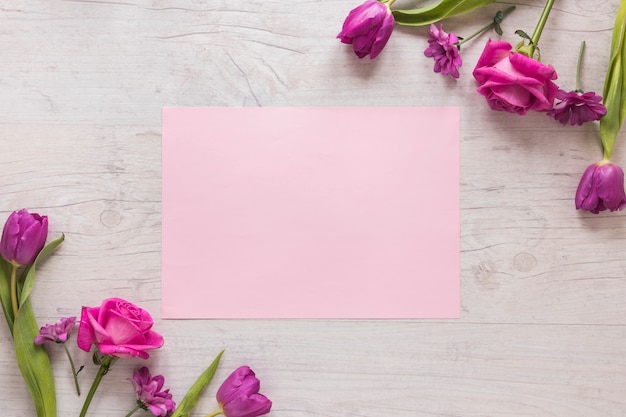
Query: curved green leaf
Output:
[[0, 257, 14, 332], [14, 298, 57, 417], [19, 235, 64, 307], [392, 0, 497, 27], [171, 350, 224, 417], [600, 0, 626, 159]]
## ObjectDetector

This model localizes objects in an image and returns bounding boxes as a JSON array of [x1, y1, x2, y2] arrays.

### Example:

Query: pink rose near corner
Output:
[[472, 40, 558, 115], [77, 297, 164, 359]]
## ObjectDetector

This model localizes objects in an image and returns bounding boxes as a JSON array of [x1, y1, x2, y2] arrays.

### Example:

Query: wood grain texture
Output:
[[1, 0, 626, 416]]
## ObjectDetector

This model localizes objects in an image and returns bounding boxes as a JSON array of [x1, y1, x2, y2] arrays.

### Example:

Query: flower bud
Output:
[[575, 161, 626, 213], [337, 0, 394, 59], [217, 366, 272, 417], [0, 209, 48, 266]]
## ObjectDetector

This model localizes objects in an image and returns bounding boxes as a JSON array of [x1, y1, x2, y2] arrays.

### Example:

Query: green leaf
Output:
[[19, 235, 64, 307], [171, 350, 224, 417], [13, 298, 57, 417], [392, 0, 497, 27], [600, 0, 626, 160], [494, 23, 502, 36], [515, 29, 533, 42], [0, 257, 15, 332]]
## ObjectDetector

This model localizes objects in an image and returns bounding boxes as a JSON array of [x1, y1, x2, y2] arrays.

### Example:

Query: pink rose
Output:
[[77, 297, 163, 359], [473, 40, 558, 115]]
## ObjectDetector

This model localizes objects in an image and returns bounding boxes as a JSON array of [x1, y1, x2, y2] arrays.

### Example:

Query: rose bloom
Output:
[[575, 161, 626, 214], [77, 298, 164, 359], [337, 0, 394, 59], [473, 40, 558, 115]]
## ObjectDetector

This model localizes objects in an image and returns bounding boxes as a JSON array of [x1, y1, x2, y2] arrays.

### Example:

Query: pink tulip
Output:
[[217, 366, 272, 417], [575, 161, 626, 214], [337, 0, 394, 59], [0, 208, 48, 266]]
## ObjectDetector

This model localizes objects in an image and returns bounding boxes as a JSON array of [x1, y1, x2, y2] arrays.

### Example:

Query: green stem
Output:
[[204, 409, 223, 417], [79, 355, 117, 417], [529, 0, 555, 57], [384, 0, 396, 6], [575, 41, 586, 93], [458, 6, 516, 46], [63, 343, 81, 396], [124, 405, 142, 417], [10, 264, 18, 316]]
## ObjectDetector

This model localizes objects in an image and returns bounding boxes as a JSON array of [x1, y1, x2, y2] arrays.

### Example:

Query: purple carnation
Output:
[[548, 89, 607, 126], [424, 23, 462, 79], [34, 316, 76, 345], [129, 367, 176, 417]]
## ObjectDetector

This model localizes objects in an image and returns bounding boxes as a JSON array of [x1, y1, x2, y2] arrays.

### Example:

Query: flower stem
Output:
[[576, 41, 586, 93], [79, 355, 117, 417], [63, 343, 81, 396], [124, 405, 142, 417], [383, 0, 396, 6], [204, 409, 223, 417], [458, 6, 516, 46], [10, 264, 18, 316], [529, 0, 555, 57]]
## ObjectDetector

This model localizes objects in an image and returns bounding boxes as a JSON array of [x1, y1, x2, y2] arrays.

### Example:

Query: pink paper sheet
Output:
[[162, 107, 459, 319]]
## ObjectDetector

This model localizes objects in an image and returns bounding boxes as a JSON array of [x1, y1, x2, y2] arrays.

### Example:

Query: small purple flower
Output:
[[217, 366, 272, 417], [337, 0, 394, 59], [548, 89, 607, 125], [424, 23, 462, 79], [129, 367, 176, 417], [0, 208, 48, 266], [34, 316, 76, 345], [575, 161, 626, 214]]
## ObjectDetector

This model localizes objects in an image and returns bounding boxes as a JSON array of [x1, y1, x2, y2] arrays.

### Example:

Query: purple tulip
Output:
[[217, 366, 272, 417], [575, 161, 626, 214], [337, 0, 394, 59], [0, 209, 48, 266], [34, 316, 76, 345]]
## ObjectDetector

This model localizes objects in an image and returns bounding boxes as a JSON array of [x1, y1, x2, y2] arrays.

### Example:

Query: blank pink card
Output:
[[162, 107, 459, 319]]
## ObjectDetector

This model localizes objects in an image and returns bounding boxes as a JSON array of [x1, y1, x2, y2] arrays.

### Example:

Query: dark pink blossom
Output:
[[548, 89, 607, 125], [337, 0, 394, 59], [575, 161, 626, 214], [129, 367, 176, 417], [34, 316, 76, 345], [424, 23, 462, 79], [0, 208, 48, 266], [217, 366, 272, 417], [473, 40, 558, 115]]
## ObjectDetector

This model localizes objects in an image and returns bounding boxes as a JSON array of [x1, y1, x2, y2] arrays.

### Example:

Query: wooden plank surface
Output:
[[1, 1, 626, 416]]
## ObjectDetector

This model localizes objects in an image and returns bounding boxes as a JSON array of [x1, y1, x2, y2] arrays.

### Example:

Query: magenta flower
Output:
[[34, 316, 76, 345], [77, 297, 163, 359], [548, 89, 607, 126], [217, 366, 272, 417], [424, 23, 462, 79], [0, 208, 48, 266], [473, 40, 558, 115], [337, 0, 394, 59], [128, 367, 176, 417], [575, 161, 626, 214]]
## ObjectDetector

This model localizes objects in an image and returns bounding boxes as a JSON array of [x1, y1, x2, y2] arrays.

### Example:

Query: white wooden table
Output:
[[1, 1, 625, 416]]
